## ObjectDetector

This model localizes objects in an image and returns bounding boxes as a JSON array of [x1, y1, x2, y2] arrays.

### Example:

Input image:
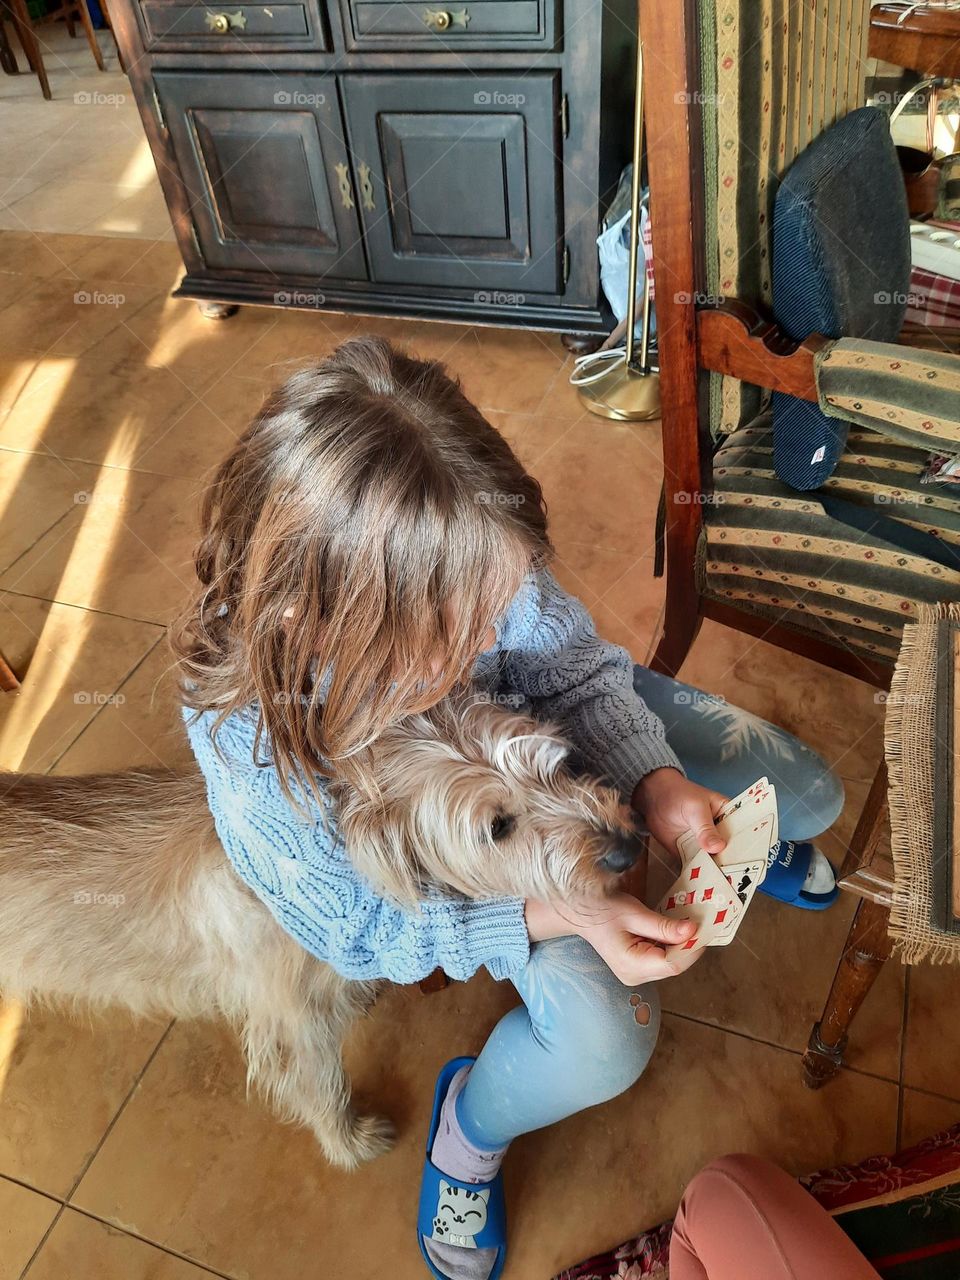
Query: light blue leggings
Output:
[[456, 668, 844, 1149]]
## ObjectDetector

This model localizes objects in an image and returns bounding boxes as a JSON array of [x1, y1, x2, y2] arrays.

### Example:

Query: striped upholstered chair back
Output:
[[641, 0, 960, 687], [701, 0, 872, 437]]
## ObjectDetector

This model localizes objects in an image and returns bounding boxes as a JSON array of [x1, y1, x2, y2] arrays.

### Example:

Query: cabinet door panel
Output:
[[155, 73, 367, 280], [342, 73, 560, 293]]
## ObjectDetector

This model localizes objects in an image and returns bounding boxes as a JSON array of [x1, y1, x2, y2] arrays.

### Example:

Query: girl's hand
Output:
[[525, 893, 703, 985], [632, 767, 728, 860]]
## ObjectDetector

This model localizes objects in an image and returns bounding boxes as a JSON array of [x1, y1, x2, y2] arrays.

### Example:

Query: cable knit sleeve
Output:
[[183, 708, 530, 985], [497, 568, 683, 796]]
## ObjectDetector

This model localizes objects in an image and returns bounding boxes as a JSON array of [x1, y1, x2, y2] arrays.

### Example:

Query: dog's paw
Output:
[[323, 1111, 396, 1169]]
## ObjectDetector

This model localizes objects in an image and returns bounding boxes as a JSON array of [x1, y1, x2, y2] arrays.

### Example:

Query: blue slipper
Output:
[[759, 840, 839, 910], [417, 1057, 507, 1280]]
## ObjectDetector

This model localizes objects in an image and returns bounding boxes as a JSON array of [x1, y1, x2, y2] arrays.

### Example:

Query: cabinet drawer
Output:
[[138, 1, 328, 50], [346, 1, 555, 48]]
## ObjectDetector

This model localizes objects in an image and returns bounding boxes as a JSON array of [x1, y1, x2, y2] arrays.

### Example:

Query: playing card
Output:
[[709, 858, 767, 945], [662, 777, 780, 954], [715, 778, 770, 824], [677, 827, 705, 865], [715, 782, 779, 865], [658, 848, 742, 954], [722, 858, 767, 907], [715, 804, 778, 867], [677, 796, 777, 882]]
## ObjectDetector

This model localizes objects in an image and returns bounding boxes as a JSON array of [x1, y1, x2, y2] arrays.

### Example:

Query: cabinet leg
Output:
[[197, 301, 238, 321], [561, 332, 605, 356], [801, 896, 893, 1089]]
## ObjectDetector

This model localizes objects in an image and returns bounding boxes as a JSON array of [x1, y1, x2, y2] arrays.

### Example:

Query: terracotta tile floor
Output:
[[0, 228, 959, 1280]]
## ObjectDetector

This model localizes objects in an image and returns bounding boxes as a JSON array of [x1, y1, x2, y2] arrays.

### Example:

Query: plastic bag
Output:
[[597, 194, 655, 337]]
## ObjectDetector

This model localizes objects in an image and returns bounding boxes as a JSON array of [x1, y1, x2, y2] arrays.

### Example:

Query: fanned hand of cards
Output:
[[656, 777, 779, 959]]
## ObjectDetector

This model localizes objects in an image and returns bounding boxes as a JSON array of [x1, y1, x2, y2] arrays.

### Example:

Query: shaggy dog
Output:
[[0, 693, 642, 1169]]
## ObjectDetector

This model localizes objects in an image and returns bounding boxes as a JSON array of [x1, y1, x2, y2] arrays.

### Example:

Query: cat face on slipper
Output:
[[431, 1181, 489, 1248]]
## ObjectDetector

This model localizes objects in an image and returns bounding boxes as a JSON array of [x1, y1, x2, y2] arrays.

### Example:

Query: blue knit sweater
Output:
[[184, 569, 681, 986]]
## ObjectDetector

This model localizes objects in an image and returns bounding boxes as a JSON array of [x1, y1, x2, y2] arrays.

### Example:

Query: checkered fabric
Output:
[[905, 267, 960, 327]]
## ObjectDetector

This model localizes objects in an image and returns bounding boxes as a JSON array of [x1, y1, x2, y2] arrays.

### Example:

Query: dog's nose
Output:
[[599, 833, 645, 874]]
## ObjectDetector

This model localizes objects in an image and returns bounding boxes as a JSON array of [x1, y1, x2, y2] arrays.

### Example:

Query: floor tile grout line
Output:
[[49, 1203, 242, 1280], [60, 1017, 176, 1209], [0, 507, 75, 581], [15, 1191, 240, 1280], [899, 1079, 960, 1108], [0, 585, 171, 631], [662, 1009, 903, 1090], [44, 632, 170, 775], [0, 443, 219, 486], [0, 1170, 63, 1205], [18, 1201, 68, 1280]]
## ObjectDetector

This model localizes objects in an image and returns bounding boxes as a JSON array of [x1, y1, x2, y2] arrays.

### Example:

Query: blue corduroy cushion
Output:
[[771, 107, 911, 490]]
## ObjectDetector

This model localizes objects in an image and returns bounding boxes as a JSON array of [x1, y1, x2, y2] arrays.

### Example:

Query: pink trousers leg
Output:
[[669, 1154, 882, 1280]]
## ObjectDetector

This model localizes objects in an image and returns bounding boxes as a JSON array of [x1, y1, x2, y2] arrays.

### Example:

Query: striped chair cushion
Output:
[[698, 0, 870, 436], [701, 414, 960, 660]]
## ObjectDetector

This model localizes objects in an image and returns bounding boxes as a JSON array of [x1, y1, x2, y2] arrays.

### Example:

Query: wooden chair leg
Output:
[[802, 896, 894, 1088], [7, 0, 49, 98], [650, 583, 703, 678], [0, 13, 20, 73], [74, 0, 104, 70], [98, 0, 122, 69]]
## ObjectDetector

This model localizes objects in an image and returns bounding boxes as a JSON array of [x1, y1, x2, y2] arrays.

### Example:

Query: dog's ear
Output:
[[496, 721, 571, 784], [524, 722, 570, 777], [333, 784, 425, 907]]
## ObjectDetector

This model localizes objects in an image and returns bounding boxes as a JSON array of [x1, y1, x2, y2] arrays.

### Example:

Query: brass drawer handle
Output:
[[357, 161, 375, 212], [335, 162, 355, 211], [423, 7, 469, 31], [205, 8, 247, 33]]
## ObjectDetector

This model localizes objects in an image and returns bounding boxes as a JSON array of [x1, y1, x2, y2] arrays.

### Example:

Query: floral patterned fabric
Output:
[[553, 1219, 672, 1280], [803, 1123, 960, 1279]]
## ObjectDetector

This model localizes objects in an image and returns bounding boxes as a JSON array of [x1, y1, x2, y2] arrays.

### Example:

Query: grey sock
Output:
[[423, 1066, 506, 1280]]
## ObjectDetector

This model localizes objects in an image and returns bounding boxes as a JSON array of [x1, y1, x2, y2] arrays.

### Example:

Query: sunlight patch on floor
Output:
[[0, 999, 24, 1099]]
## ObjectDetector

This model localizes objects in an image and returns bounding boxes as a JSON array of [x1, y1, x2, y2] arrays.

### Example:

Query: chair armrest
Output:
[[698, 304, 960, 453], [815, 337, 960, 451], [697, 300, 831, 402]]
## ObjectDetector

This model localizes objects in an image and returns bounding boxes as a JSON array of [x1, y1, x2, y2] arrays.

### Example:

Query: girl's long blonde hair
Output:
[[172, 336, 551, 796]]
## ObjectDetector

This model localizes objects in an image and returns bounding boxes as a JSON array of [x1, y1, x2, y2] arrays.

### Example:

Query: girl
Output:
[[173, 337, 843, 1280]]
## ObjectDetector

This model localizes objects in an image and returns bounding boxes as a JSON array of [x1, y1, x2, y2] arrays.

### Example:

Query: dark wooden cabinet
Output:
[[110, 0, 636, 333]]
